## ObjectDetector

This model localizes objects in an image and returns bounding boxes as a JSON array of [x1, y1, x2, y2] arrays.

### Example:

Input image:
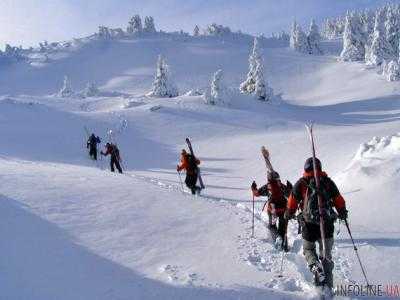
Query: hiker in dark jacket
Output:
[[87, 133, 101, 160], [285, 157, 348, 289]]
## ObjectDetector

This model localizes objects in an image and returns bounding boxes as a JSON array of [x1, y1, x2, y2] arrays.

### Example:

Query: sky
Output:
[[1, 0, 399, 49]]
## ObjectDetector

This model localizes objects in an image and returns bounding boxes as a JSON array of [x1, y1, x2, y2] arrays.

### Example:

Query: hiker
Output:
[[86, 133, 101, 160], [251, 171, 291, 251], [285, 157, 348, 289], [101, 142, 123, 173], [177, 149, 201, 195]]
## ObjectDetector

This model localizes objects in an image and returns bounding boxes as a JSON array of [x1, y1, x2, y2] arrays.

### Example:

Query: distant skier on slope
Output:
[[285, 157, 348, 289], [86, 133, 101, 160], [177, 149, 201, 195], [101, 142, 123, 173], [251, 170, 291, 251]]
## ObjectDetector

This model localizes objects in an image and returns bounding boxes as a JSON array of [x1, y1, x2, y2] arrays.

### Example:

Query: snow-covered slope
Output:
[[1, 34, 400, 299]]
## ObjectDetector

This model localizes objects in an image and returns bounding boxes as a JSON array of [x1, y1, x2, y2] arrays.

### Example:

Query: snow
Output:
[[0, 27, 400, 300]]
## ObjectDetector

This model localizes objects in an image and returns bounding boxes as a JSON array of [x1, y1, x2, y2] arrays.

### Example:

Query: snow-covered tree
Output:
[[204, 23, 232, 36], [240, 37, 273, 101], [193, 25, 200, 37], [254, 61, 273, 101], [143, 16, 156, 33], [360, 9, 375, 40], [148, 55, 178, 98], [366, 9, 392, 66], [290, 21, 309, 53], [3, 44, 24, 61], [322, 19, 334, 39], [83, 82, 100, 97], [204, 69, 226, 105], [383, 59, 400, 81], [110, 28, 125, 39], [307, 19, 323, 55], [58, 76, 74, 97], [98, 26, 112, 40], [385, 6, 400, 58], [240, 37, 262, 94], [127, 15, 142, 34], [340, 12, 365, 61]]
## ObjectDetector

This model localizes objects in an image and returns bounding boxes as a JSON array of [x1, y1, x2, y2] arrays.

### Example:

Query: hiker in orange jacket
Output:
[[285, 157, 348, 289], [177, 149, 201, 194]]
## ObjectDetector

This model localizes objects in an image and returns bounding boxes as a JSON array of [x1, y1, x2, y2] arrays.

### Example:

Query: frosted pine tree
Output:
[[307, 19, 323, 55], [366, 9, 392, 66], [205, 69, 226, 105], [127, 15, 142, 34], [340, 12, 365, 61], [254, 61, 273, 101], [290, 21, 298, 49], [98, 26, 112, 40], [383, 59, 400, 81], [143, 16, 156, 33], [290, 22, 309, 53], [322, 19, 336, 39], [360, 10, 375, 40], [148, 55, 178, 98], [240, 37, 261, 94], [58, 76, 74, 98], [385, 6, 400, 58], [83, 82, 100, 97], [193, 25, 200, 37]]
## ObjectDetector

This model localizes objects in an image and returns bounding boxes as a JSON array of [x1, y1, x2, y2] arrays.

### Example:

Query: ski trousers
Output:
[[110, 156, 123, 173], [185, 173, 198, 194], [303, 238, 334, 288], [89, 146, 97, 160], [268, 211, 287, 240]]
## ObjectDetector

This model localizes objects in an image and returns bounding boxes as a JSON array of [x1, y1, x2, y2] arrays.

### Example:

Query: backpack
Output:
[[268, 180, 287, 209], [186, 154, 198, 173], [111, 144, 120, 159], [302, 177, 336, 224]]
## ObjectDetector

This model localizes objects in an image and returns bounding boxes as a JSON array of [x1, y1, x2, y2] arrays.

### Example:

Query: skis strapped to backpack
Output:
[[185, 138, 205, 189], [261, 146, 274, 172], [305, 123, 328, 261]]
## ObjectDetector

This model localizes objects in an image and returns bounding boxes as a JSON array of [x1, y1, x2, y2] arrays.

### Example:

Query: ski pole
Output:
[[251, 193, 255, 237], [278, 249, 285, 278], [278, 219, 288, 278], [344, 219, 370, 287], [177, 171, 184, 192]]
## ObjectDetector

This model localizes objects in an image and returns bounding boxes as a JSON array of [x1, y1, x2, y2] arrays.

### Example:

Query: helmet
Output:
[[304, 157, 322, 172], [267, 171, 280, 181]]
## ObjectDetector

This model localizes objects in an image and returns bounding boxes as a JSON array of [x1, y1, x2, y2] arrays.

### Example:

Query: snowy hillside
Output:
[[1, 16, 400, 300]]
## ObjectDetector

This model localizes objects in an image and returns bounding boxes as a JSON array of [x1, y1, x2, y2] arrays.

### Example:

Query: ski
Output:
[[261, 146, 274, 172], [305, 123, 329, 261], [185, 138, 205, 189]]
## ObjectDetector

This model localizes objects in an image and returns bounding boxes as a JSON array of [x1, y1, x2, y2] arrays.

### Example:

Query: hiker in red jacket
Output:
[[101, 143, 123, 173], [252, 171, 292, 251]]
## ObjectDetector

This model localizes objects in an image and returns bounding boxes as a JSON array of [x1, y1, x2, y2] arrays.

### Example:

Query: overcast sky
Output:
[[1, 0, 399, 49]]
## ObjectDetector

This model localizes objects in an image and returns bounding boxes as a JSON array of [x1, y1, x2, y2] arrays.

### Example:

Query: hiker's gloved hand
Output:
[[337, 208, 348, 220], [251, 181, 257, 190]]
